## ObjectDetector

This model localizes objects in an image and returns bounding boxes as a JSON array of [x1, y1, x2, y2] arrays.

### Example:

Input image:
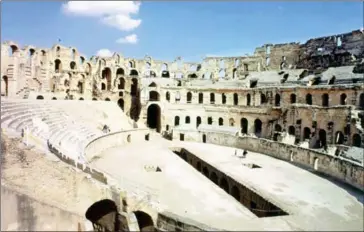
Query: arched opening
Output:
[[101, 83, 106, 90], [92, 98, 97, 101], [85, 199, 121, 232], [233, 93, 238, 105], [254, 119, 262, 136], [198, 93, 203, 104], [318, 129, 327, 148], [352, 134, 362, 147], [147, 104, 161, 133], [54, 59, 62, 72], [219, 118, 223, 126], [247, 94, 251, 106], [105, 98, 110, 101], [149, 82, 157, 87], [288, 126, 295, 135], [359, 93, 364, 109], [306, 94, 312, 105], [117, 98, 124, 111], [340, 93, 347, 105], [202, 167, 209, 177], [208, 117, 212, 125], [313, 157, 319, 170], [127, 135, 131, 143], [36, 95, 44, 100], [232, 68, 237, 79], [116, 68, 125, 76], [130, 69, 139, 76], [187, 92, 192, 103], [260, 94, 267, 104], [133, 211, 154, 232], [161, 64, 169, 78], [79, 97, 84, 100], [185, 116, 190, 124], [303, 127, 311, 140], [196, 116, 201, 128], [77, 81, 84, 94], [2, 76, 8, 96], [290, 94, 296, 104], [220, 178, 229, 193], [222, 93, 226, 104], [118, 78, 125, 89], [51, 97, 57, 100], [10, 45, 18, 55], [102, 68, 112, 90], [273, 124, 282, 141], [196, 162, 201, 172], [241, 118, 248, 134], [174, 116, 180, 126], [131, 78, 138, 96], [165, 91, 170, 102], [275, 94, 281, 106], [202, 134, 206, 143], [149, 91, 160, 101], [229, 118, 235, 126], [210, 93, 215, 104], [322, 93, 329, 107], [210, 172, 218, 184], [231, 186, 240, 201], [70, 61, 76, 70], [334, 131, 344, 144]]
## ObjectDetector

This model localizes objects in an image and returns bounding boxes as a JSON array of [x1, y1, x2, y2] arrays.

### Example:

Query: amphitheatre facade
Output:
[[1, 29, 364, 231]]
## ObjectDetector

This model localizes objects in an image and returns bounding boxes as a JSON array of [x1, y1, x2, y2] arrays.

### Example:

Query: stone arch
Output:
[[359, 93, 364, 109], [247, 94, 251, 106], [101, 83, 106, 90], [10, 45, 18, 55], [210, 172, 218, 185], [196, 116, 201, 128], [2, 76, 8, 96], [202, 134, 206, 143], [187, 92, 192, 103], [105, 98, 110, 101], [92, 98, 97, 101], [260, 93, 267, 104], [313, 157, 319, 170], [275, 93, 281, 106], [85, 199, 121, 232], [198, 93, 203, 104], [229, 118, 235, 126], [130, 69, 139, 76], [185, 116, 190, 124], [290, 93, 296, 104], [116, 68, 125, 76], [52, 97, 57, 100], [241, 118, 248, 134], [133, 210, 154, 232], [306, 94, 312, 105], [70, 61, 76, 70], [288, 126, 295, 135], [220, 177, 229, 193], [196, 161, 201, 172], [36, 95, 44, 100], [340, 93, 347, 105], [174, 116, 180, 126], [102, 68, 112, 90], [303, 127, 311, 140], [231, 186, 240, 201], [86, 63, 92, 75], [55, 59, 62, 72], [254, 119, 262, 135], [118, 78, 125, 89], [117, 98, 124, 111], [210, 93, 215, 104], [131, 78, 138, 96], [233, 93, 238, 105], [222, 93, 226, 104], [165, 91, 170, 102], [318, 129, 327, 148], [207, 117, 213, 125], [79, 97, 84, 100], [202, 167, 209, 177], [335, 131, 344, 144], [149, 91, 160, 101], [322, 93, 329, 107], [219, 117, 224, 126], [352, 133, 362, 147], [127, 135, 131, 143], [232, 68, 237, 79], [147, 104, 161, 133]]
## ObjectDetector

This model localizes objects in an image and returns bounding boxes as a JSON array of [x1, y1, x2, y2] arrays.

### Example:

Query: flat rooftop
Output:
[[88, 137, 364, 231]]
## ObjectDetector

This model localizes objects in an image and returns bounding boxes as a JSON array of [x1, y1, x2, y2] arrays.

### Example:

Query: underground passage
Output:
[[147, 104, 161, 133], [172, 149, 289, 218]]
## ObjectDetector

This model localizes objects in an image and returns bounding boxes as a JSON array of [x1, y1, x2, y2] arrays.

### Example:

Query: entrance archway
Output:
[[117, 98, 124, 111], [85, 199, 123, 231], [36, 95, 44, 100], [147, 104, 161, 133], [240, 118, 248, 134], [318, 129, 327, 148], [352, 133, 362, 147], [133, 211, 154, 232]]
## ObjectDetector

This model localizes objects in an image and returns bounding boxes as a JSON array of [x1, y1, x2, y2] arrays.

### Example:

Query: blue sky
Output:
[[1, 1, 363, 62]]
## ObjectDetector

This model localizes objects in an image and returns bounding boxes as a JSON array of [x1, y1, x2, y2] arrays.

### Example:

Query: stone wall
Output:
[[173, 131, 364, 191], [1, 186, 87, 231], [84, 129, 152, 160]]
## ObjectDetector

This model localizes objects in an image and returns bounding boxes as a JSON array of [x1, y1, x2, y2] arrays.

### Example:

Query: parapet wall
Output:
[[174, 130, 364, 191], [84, 129, 152, 161]]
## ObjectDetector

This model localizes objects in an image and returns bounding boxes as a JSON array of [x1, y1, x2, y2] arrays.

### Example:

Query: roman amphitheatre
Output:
[[1, 29, 364, 231]]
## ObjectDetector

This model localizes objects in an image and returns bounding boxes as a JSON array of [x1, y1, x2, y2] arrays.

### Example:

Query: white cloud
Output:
[[96, 49, 113, 57], [62, 1, 142, 31], [116, 34, 138, 44]]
